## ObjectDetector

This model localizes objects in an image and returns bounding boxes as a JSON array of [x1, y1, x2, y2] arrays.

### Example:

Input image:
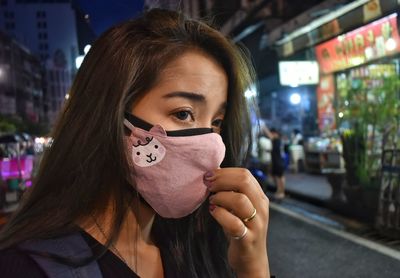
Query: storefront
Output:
[[271, 0, 400, 229], [313, 12, 400, 231], [315, 12, 400, 133], [312, 12, 400, 173], [273, 0, 400, 174]]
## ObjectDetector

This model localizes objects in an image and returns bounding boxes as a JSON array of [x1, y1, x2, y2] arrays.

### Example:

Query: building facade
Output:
[[0, 30, 43, 123], [0, 0, 95, 125]]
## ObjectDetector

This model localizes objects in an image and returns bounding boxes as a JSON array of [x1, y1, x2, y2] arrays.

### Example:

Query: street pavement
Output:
[[264, 171, 400, 277], [268, 201, 400, 278], [284, 172, 332, 201]]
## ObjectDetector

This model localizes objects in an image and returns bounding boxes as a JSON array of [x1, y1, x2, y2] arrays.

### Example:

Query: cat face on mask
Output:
[[131, 128, 166, 167]]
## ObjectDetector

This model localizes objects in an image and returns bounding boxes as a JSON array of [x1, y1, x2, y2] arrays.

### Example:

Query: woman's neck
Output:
[[79, 198, 163, 277], [81, 197, 156, 245]]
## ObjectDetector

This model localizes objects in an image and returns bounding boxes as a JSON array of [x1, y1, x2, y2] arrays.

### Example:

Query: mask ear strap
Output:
[[124, 119, 135, 132]]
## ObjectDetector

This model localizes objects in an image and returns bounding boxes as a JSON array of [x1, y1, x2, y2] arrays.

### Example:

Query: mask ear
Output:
[[150, 125, 167, 136]]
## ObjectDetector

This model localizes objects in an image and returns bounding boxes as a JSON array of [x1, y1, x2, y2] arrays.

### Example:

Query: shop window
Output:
[[0, 1, 8, 7]]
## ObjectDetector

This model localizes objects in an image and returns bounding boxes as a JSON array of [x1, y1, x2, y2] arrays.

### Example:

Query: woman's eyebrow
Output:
[[162, 91, 206, 103], [163, 91, 227, 114]]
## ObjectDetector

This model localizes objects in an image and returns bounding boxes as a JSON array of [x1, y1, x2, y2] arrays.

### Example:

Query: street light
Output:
[[290, 92, 301, 105]]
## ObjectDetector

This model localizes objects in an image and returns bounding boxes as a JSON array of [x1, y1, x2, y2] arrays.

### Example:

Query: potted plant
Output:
[[337, 72, 400, 223]]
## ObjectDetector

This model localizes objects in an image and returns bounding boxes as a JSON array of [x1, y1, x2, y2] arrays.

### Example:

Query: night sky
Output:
[[77, 0, 144, 35]]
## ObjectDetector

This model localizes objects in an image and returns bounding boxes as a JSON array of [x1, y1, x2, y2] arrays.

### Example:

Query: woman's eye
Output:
[[174, 111, 192, 121]]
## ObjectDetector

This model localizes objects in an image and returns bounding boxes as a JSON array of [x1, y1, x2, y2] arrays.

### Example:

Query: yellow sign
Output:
[[363, 0, 382, 22]]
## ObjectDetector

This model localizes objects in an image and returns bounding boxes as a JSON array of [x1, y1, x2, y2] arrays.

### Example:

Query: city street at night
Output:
[[1, 0, 400, 277]]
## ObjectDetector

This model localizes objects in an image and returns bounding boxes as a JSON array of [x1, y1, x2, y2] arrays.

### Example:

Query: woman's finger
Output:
[[205, 168, 268, 214], [206, 168, 264, 197], [209, 204, 251, 241], [209, 191, 257, 224]]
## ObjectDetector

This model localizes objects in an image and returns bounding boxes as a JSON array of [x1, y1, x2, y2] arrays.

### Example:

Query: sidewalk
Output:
[[263, 171, 333, 205], [285, 172, 332, 202], [264, 171, 366, 228]]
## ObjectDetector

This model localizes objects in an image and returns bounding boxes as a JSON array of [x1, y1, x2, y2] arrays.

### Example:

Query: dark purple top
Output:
[[0, 232, 139, 278]]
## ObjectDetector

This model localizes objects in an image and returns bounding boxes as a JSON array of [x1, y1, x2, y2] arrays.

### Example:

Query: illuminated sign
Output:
[[315, 13, 400, 74], [278, 61, 319, 86], [317, 75, 336, 132]]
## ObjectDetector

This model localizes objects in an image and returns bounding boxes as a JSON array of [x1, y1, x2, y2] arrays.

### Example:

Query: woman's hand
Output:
[[205, 168, 270, 277]]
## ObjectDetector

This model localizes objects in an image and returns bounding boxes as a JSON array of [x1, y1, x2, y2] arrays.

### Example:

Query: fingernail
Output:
[[209, 204, 216, 212], [204, 171, 213, 180]]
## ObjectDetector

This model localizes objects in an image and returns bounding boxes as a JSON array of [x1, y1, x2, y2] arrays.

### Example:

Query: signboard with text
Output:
[[315, 13, 400, 74], [278, 61, 319, 86], [317, 75, 336, 132]]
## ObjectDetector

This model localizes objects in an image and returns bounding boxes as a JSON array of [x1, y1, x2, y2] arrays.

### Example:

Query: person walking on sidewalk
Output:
[[262, 125, 286, 200]]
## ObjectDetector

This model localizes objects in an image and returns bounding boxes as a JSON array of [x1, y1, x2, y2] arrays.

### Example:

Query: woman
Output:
[[0, 9, 270, 277]]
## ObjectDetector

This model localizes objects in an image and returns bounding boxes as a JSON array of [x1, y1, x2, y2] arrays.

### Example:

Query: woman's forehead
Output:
[[152, 52, 228, 99]]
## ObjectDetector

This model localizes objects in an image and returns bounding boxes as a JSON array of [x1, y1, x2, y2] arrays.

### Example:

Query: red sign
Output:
[[315, 13, 400, 74]]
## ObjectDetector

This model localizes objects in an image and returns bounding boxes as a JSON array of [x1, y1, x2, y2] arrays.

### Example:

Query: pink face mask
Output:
[[123, 114, 226, 218]]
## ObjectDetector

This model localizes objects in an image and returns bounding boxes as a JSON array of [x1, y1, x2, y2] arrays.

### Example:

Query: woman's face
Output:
[[132, 51, 228, 133]]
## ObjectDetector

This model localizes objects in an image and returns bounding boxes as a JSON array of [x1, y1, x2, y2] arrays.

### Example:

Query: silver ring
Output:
[[232, 226, 248, 240]]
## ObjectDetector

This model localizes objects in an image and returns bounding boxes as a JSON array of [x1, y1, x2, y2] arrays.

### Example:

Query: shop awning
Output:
[[275, 0, 400, 57]]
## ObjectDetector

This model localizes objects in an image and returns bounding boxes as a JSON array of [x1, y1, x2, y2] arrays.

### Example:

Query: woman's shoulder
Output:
[[0, 246, 47, 278]]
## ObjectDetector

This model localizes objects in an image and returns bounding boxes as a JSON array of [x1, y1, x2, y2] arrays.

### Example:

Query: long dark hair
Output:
[[0, 9, 255, 277]]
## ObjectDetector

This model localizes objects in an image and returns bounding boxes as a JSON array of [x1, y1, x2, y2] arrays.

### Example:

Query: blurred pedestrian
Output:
[[289, 129, 305, 173], [262, 125, 286, 200], [0, 9, 270, 278], [291, 128, 303, 145], [258, 133, 272, 172]]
